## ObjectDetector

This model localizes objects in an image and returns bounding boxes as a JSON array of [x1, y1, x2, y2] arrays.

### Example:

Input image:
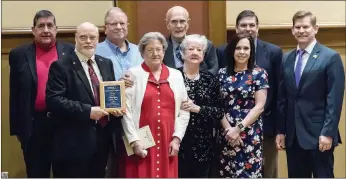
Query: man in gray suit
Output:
[[276, 11, 344, 178]]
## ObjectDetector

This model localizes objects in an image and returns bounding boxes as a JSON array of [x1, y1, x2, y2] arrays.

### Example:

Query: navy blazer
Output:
[[277, 42, 344, 149], [163, 36, 219, 75], [9, 42, 74, 141], [217, 39, 283, 136], [46, 52, 121, 161]]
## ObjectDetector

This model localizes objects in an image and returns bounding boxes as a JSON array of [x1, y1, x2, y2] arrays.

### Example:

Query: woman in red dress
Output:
[[119, 32, 190, 178]]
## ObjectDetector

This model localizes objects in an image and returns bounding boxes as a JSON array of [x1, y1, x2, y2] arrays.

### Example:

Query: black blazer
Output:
[[46, 52, 120, 161], [278, 42, 344, 149], [217, 39, 283, 136], [163, 36, 219, 75], [9, 42, 74, 141]]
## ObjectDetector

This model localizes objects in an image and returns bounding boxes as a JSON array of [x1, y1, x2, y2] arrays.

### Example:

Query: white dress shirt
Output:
[[75, 50, 103, 95], [294, 39, 317, 76]]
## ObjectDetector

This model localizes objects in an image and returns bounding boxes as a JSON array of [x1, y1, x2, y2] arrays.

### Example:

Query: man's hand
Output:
[[90, 106, 109, 120], [169, 137, 180, 157], [319, 136, 333, 152], [120, 72, 134, 88], [275, 134, 286, 150], [110, 109, 126, 117]]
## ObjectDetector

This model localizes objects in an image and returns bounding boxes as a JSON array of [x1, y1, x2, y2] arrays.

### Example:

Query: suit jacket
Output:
[[278, 42, 345, 149], [217, 39, 283, 136], [9, 42, 74, 141], [46, 52, 120, 161], [163, 36, 219, 75]]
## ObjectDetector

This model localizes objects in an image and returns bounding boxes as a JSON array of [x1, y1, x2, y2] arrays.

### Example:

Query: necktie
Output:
[[294, 49, 305, 87], [87, 60, 107, 127], [175, 45, 183, 67]]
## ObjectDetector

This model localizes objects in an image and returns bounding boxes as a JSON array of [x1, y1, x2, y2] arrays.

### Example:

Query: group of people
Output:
[[9, 5, 344, 179]]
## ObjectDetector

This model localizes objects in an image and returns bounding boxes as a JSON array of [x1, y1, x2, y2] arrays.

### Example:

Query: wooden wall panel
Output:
[[1, 1, 226, 176], [135, 1, 209, 44], [0, 31, 105, 177], [227, 27, 346, 178]]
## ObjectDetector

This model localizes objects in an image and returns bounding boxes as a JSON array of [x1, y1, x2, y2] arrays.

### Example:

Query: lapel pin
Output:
[[313, 54, 318, 59]]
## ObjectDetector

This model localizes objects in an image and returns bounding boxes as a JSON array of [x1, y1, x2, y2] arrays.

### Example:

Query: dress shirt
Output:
[[294, 39, 317, 76], [171, 37, 184, 68], [75, 50, 103, 95], [95, 38, 143, 80]]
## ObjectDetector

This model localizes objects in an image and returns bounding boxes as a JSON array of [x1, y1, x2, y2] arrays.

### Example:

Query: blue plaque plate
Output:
[[100, 81, 126, 111], [104, 85, 121, 108]]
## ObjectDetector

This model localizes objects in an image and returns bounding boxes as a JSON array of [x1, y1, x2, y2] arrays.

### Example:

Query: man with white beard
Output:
[[46, 22, 125, 177]]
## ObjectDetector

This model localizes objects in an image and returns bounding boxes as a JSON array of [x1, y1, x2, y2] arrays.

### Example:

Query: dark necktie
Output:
[[87, 60, 107, 127], [175, 45, 183, 67], [294, 49, 305, 87]]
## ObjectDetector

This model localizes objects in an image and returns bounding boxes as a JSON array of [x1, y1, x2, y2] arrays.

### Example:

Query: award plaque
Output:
[[99, 81, 126, 112]]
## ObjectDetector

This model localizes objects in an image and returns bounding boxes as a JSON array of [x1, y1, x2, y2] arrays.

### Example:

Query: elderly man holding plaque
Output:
[[119, 32, 190, 178], [46, 22, 125, 178]]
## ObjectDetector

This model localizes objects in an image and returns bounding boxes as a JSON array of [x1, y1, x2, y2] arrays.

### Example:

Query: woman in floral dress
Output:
[[217, 33, 269, 178]]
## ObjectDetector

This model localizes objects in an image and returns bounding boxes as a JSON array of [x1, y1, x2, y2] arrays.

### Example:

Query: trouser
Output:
[[20, 111, 53, 178], [286, 136, 334, 178], [52, 124, 112, 178], [263, 134, 278, 178]]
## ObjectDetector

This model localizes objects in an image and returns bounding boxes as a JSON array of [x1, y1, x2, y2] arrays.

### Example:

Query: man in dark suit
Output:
[[216, 10, 283, 178], [163, 6, 219, 75], [9, 10, 74, 177], [276, 11, 344, 178], [46, 22, 125, 177]]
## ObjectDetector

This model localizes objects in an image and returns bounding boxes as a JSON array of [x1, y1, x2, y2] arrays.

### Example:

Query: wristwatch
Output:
[[237, 123, 245, 131]]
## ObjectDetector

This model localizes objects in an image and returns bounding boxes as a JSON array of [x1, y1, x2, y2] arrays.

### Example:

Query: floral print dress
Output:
[[217, 67, 269, 178]]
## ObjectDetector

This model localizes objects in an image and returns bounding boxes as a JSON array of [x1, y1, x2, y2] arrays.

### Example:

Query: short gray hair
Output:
[[180, 34, 208, 55], [138, 32, 168, 55]]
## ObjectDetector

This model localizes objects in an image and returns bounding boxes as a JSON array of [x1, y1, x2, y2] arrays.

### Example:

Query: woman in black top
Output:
[[178, 34, 224, 178]]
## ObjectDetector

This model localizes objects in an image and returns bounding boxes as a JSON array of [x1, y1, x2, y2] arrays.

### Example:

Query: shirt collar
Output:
[[75, 49, 95, 63], [105, 38, 131, 53], [171, 36, 185, 49], [296, 39, 317, 55]]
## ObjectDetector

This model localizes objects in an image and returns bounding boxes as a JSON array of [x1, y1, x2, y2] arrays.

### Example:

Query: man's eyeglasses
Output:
[[78, 35, 98, 42], [169, 19, 188, 26], [106, 22, 128, 28]]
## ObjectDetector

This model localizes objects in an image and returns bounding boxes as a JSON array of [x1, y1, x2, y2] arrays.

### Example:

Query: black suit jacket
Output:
[[163, 36, 219, 75], [9, 42, 74, 141], [46, 52, 120, 161], [217, 39, 283, 136], [278, 42, 344, 149]]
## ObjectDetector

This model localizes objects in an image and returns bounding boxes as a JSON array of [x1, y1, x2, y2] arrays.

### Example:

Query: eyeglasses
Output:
[[169, 19, 188, 26], [146, 48, 163, 54], [78, 35, 98, 42], [106, 22, 128, 28]]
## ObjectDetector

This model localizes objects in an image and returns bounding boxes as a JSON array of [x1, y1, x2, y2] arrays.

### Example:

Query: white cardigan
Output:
[[121, 65, 190, 144]]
